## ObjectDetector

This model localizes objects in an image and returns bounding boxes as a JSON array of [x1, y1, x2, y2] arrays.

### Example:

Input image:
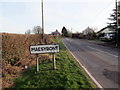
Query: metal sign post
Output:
[[53, 53, 56, 70], [36, 54, 39, 72]]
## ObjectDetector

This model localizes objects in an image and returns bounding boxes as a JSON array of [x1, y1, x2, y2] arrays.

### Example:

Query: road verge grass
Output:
[[10, 38, 95, 88]]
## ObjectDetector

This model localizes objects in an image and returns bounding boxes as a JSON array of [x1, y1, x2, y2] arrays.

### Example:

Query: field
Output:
[[2, 33, 95, 88]]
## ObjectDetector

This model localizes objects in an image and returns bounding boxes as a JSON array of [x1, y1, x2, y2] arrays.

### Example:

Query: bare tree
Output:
[[32, 26, 42, 34], [25, 29, 31, 34]]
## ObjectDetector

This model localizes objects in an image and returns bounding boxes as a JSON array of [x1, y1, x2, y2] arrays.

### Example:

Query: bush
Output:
[[2, 33, 53, 88]]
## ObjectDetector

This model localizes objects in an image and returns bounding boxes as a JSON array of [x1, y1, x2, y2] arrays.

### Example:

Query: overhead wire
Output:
[[88, 0, 115, 29]]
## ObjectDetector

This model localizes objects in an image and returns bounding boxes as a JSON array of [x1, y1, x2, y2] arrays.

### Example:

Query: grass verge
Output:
[[10, 38, 95, 88]]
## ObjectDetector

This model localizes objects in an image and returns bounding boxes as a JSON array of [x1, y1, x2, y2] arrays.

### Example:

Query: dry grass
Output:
[[2, 33, 53, 88]]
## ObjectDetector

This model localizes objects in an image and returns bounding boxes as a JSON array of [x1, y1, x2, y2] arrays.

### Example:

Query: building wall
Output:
[[82, 27, 94, 35]]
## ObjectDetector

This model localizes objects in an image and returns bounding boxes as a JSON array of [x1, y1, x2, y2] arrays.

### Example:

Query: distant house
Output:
[[82, 27, 94, 35], [97, 26, 115, 39], [82, 27, 95, 40], [52, 30, 61, 36]]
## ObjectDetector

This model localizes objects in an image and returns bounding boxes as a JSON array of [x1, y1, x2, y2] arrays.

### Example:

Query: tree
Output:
[[25, 29, 31, 34], [107, 1, 120, 43], [67, 29, 72, 37], [32, 26, 42, 34], [61, 27, 68, 37]]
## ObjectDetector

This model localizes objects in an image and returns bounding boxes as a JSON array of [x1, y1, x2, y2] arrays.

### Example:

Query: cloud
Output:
[[0, 0, 114, 3]]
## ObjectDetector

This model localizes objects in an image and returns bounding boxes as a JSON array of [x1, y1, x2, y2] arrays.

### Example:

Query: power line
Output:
[[89, 0, 114, 28]]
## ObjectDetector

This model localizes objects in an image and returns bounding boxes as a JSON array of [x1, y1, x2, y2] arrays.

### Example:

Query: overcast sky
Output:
[[0, 0, 116, 34]]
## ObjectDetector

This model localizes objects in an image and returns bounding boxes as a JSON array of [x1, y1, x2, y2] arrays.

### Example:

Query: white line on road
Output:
[[87, 46, 118, 58], [62, 40, 103, 89]]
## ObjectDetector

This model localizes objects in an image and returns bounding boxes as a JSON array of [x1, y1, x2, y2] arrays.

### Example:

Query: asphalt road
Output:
[[62, 38, 119, 88]]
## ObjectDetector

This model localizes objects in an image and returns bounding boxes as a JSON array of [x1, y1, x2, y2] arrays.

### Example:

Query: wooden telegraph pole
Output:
[[41, 0, 44, 42], [116, 0, 119, 47]]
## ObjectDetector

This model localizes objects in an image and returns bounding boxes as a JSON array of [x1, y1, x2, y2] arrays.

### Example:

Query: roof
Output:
[[83, 27, 94, 32], [82, 27, 94, 35], [97, 27, 108, 33], [97, 26, 115, 34], [52, 30, 60, 35]]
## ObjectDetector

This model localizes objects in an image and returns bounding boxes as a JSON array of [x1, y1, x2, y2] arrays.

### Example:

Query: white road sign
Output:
[[30, 44, 59, 54]]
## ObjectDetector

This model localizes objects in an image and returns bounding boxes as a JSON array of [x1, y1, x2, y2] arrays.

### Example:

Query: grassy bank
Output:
[[10, 38, 95, 88], [2, 33, 52, 88]]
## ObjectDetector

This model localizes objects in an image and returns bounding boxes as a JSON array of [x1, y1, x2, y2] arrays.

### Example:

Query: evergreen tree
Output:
[[61, 27, 68, 37], [107, 1, 120, 43]]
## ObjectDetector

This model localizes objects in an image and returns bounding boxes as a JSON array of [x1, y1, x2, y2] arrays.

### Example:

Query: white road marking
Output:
[[62, 40, 103, 89], [87, 46, 118, 58]]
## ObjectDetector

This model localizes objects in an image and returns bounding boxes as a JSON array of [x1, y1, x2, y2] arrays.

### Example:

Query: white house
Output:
[[97, 26, 115, 39], [82, 27, 94, 35]]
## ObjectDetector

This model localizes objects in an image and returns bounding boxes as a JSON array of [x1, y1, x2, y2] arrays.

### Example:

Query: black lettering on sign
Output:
[[41, 47, 44, 51], [31, 47, 35, 52], [35, 47, 38, 51], [37, 47, 41, 51], [46, 47, 49, 51], [55, 46, 58, 50], [45, 47, 48, 51], [30, 45, 59, 54], [49, 47, 53, 50], [35, 47, 37, 51]]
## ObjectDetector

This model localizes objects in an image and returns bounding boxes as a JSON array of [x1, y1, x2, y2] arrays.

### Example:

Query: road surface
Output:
[[62, 38, 119, 88]]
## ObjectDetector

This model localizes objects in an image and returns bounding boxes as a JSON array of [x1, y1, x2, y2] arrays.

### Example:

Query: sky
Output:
[[0, 0, 116, 34]]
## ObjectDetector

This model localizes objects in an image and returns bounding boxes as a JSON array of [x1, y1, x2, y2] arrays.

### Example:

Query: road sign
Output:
[[30, 44, 59, 54], [30, 44, 59, 72]]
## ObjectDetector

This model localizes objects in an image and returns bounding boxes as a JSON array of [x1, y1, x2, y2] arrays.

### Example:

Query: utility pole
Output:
[[41, 0, 44, 42], [71, 28, 73, 38], [116, 0, 118, 47]]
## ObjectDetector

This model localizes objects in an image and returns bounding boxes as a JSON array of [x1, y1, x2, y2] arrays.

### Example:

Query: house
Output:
[[82, 27, 94, 35], [97, 26, 115, 39], [82, 27, 95, 40], [52, 30, 61, 36]]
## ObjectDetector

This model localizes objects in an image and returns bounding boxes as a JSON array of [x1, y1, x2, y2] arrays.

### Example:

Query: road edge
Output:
[[62, 39, 103, 89]]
